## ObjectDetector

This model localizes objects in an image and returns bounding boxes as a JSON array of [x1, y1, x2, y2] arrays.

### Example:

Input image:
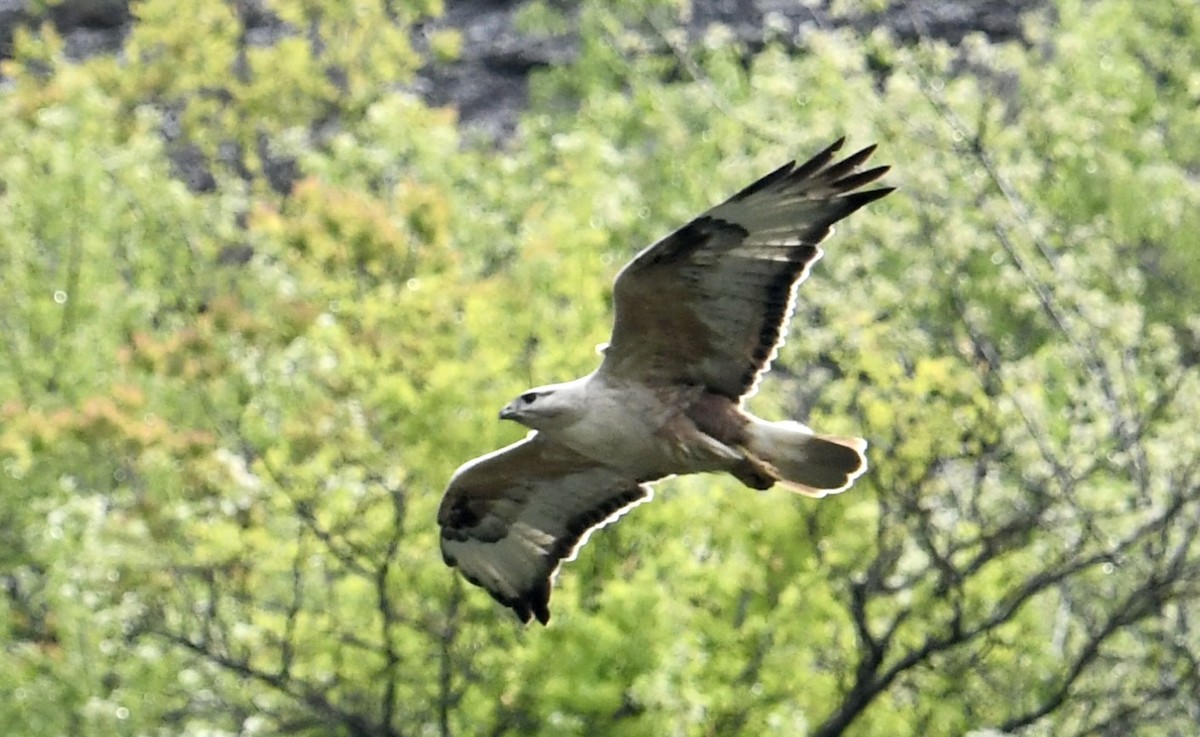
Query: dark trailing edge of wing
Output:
[[721, 145, 892, 398]]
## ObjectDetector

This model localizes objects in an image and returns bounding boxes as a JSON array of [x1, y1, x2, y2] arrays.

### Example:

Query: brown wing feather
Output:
[[600, 139, 893, 399], [437, 433, 651, 624]]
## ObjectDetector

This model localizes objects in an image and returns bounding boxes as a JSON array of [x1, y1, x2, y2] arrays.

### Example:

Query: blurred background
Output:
[[1, 0, 1198, 735]]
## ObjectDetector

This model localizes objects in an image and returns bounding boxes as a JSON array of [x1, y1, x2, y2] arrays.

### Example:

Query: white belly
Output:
[[551, 378, 737, 478]]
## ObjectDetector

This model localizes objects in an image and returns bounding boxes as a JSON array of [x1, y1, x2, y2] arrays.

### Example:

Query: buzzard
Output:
[[439, 139, 892, 623]]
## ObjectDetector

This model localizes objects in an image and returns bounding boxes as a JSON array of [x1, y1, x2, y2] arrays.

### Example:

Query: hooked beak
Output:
[[499, 402, 519, 421]]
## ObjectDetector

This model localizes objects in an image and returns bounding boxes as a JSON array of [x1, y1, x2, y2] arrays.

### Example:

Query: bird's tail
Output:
[[741, 419, 868, 497]]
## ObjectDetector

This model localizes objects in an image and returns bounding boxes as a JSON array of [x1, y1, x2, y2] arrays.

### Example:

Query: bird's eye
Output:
[[520, 392, 538, 404]]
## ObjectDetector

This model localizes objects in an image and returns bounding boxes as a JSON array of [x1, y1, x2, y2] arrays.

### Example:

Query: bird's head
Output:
[[499, 384, 576, 431]]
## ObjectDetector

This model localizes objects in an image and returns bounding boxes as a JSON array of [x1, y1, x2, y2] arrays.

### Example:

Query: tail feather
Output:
[[741, 419, 868, 497]]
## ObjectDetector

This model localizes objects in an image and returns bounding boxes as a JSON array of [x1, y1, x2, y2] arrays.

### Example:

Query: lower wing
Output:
[[437, 433, 652, 624]]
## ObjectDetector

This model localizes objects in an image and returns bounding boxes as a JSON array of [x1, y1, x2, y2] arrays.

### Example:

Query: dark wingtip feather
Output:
[[504, 577, 552, 625], [835, 187, 896, 219], [728, 139, 887, 206], [852, 186, 897, 206], [528, 579, 552, 625], [820, 144, 882, 182], [832, 165, 891, 192], [511, 601, 533, 624], [732, 160, 796, 202], [499, 573, 549, 628], [846, 142, 878, 162], [789, 137, 847, 181]]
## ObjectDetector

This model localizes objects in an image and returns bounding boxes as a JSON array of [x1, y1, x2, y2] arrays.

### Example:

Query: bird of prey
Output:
[[438, 139, 892, 624]]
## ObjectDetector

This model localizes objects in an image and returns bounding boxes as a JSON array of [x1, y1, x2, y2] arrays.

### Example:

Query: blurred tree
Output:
[[1, 0, 1197, 736]]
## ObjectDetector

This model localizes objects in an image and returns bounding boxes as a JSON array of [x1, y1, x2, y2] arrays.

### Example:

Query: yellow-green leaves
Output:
[[3, 0, 1200, 735]]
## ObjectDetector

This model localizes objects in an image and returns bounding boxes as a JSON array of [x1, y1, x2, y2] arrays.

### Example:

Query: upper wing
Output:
[[599, 139, 893, 400], [437, 432, 652, 624]]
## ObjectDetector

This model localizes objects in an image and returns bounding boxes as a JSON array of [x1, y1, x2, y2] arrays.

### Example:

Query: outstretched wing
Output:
[[599, 139, 893, 400], [437, 433, 652, 624]]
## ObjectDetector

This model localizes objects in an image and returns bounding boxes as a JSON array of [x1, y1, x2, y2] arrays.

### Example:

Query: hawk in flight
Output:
[[439, 139, 892, 623]]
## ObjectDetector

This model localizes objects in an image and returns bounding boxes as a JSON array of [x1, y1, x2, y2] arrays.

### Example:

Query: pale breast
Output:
[[553, 377, 735, 479]]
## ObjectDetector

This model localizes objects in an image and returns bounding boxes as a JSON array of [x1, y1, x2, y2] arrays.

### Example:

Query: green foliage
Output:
[[2, 0, 1199, 735], [514, 1, 574, 36]]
